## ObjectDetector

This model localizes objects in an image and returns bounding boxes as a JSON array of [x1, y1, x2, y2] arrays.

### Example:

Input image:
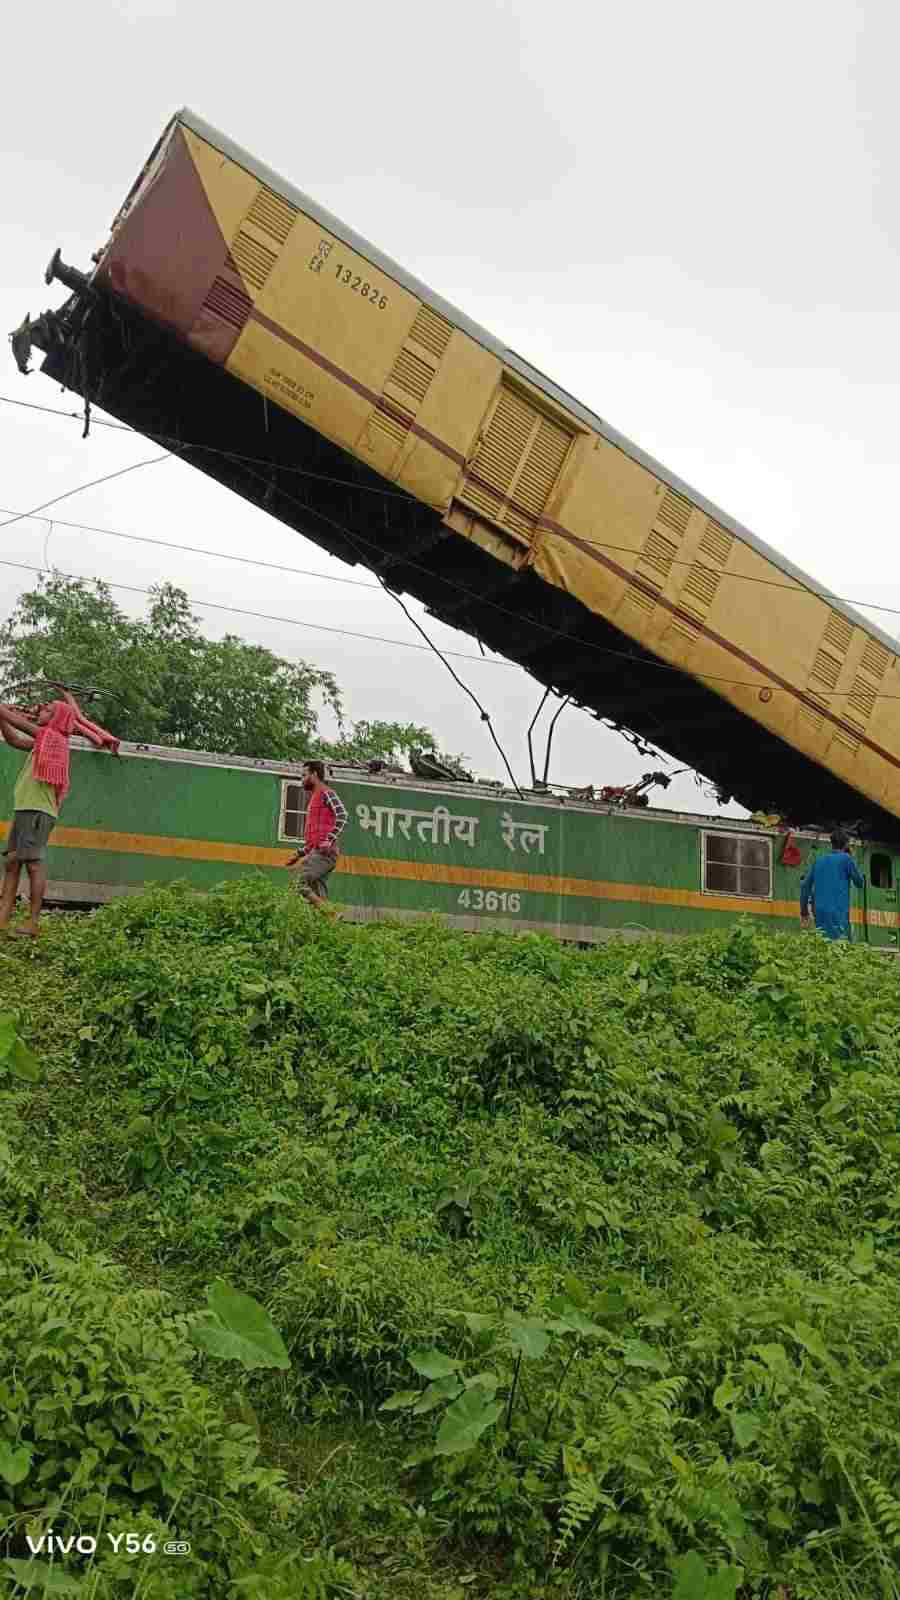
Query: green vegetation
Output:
[[1, 882, 900, 1598], [0, 572, 445, 766]]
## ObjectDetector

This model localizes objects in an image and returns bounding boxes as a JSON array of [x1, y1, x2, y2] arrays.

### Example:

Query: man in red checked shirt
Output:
[[285, 760, 348, 914]]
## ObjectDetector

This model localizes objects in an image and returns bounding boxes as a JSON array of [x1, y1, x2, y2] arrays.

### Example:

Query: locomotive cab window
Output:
[[280, 781, 306, 842], [702, 831, 772, 898], [871, 852, 893, 889]]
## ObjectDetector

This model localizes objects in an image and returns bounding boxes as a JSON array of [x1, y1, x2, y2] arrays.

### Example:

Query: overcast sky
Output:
[[3, 0, 898, 812]]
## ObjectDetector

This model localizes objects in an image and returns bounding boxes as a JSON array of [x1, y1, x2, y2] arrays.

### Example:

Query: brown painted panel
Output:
[[97, 129, 240, 365]]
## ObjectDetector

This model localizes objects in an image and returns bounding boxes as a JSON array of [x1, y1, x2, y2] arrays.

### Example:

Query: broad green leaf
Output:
[[0, 1014, 17, 1060], [789, 1322, 831, 1364], [707, 1573, 741, 1600], [236, 1390, 261, 1437], [713, 1375, 741, 1412], [672, 1551, 740, 1600], [849, 1234, 875, 1276], [9, 1039, 40, 1082], [434, 1390, 504, 1456], [546, 1298, 606, 1338], [730, 1411, 760, 1449], [751, 1342, 791, 1375], [191, 1281, 290, 1371], [408, 1348, 462, 1380], [711, 1495, 747, 1539], [464, 1371, 500, 1394], [503, 1314, 551, 1360], [0, 1441, 32, 1485], [460, 1312, 497, 1334], [271, 1215, 304, 1242], [412, 1376, 462, 1415], [707, 1110, 739, 1148], [463, 1167, 489, 1191], [592, 1291, 629, 1321], [621, 1339, 670, 1373], [672, 1552, 710, 1599], [125, 1116, 154, 1141], [562, 1274, 591, 1308], [4, 1561, 83, 1593], [379, 1389, 420, 1412], [638, 1300, 672, 1328], [131, 1464, 156, 1491]]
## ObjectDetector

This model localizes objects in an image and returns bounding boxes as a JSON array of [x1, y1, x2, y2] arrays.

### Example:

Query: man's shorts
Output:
[[295, 848, 337, 901], [5, 810, 55, 863]]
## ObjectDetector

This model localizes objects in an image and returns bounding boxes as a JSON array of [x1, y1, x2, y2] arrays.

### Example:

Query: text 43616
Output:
[[457, 889, 521, 913]]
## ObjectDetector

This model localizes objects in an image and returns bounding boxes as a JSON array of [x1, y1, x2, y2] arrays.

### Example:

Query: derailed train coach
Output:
[[2, 741, 897, 949], [12, 107, 900, 842]]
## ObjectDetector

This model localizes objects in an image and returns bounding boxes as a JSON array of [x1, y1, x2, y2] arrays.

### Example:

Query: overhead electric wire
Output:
[[4, 401, 900, 706], [2, 479, 897, 704], [0, 407, 524, 777], [2, 485, 773, 696], [0, 506, 382, 592], [5, 493, 896, 702], [0, 403, 525, 784], [0, 496, 858, 706], [0, 556, 518, 668], [12, 391, 892, 796], [363, 562, 522, 797], [0, 499, 628, 786], [0, 452, 174, 534], [3, 391, 899, 617], [0, 395, 413, 498], [527, 688, 553, 786], [297, 495, 524, 793]]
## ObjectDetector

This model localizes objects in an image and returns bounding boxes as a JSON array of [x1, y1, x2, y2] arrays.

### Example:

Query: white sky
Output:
[[3, 0, 898, 812]]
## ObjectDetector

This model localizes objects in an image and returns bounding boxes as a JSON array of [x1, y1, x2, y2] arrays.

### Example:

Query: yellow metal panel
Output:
[[458, 382, 576, 544], [401, 338, 498, 510], [170, 123, 900, 822], [183, 126, 259, 251]]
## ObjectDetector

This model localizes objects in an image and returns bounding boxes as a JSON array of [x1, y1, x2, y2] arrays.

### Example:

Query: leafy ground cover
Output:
[[1, 881, 900, 1599]]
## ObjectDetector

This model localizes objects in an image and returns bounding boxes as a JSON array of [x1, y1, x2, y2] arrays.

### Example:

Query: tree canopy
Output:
[[0, 573, 445, 766]]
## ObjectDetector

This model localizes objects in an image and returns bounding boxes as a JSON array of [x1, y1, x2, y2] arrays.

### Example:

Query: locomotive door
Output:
[[864, 849, 899, 948]]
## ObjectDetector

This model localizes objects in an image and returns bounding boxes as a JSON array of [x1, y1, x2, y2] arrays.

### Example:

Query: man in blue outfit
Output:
[[800, 830, 865, 940]]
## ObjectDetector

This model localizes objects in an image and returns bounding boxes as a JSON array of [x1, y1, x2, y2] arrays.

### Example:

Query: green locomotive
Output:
[[2, 740, 894, 948]]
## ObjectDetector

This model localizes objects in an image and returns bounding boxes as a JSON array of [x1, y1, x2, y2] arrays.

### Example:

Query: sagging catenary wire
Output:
[[2, 392, 899, 617]]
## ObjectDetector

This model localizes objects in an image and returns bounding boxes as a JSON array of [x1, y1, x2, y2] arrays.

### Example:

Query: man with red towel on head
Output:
[[0, 691, 119, 938]]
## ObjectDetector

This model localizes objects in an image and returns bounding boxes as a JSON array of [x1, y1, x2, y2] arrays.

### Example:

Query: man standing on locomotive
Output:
[[285, 760, 348, 913], [0, 691, 115, 937]]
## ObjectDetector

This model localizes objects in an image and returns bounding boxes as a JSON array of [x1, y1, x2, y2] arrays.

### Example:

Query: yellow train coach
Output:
[[15, 108, 900, 834]]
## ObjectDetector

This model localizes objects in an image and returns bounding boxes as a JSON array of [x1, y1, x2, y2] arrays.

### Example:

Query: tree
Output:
[[0, 573, 443, 765], [323, 719, 450, 766]]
